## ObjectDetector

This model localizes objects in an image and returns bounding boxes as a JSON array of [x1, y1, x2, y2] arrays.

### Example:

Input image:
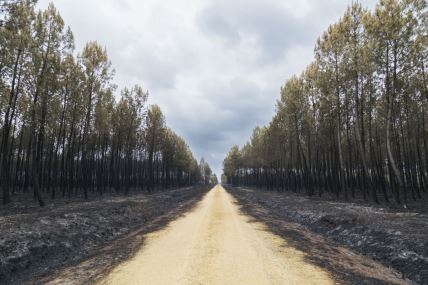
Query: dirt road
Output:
[[99, 185, 334, 285]]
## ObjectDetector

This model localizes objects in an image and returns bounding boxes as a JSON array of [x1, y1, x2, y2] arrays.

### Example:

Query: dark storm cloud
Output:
[[38, 0, 378, 176]]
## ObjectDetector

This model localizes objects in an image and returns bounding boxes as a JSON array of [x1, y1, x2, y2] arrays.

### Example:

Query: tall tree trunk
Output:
[[1, 49, 21, 204]]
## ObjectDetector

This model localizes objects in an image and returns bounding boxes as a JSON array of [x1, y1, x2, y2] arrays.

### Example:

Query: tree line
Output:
[[0, 0, 211, 206], [199, 157, 218, 185], [223, 0, 427, 207]]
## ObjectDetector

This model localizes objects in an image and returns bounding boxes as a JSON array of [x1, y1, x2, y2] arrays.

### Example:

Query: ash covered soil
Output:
[[0, 186, 210, 285], [226, 186, 428, 285]]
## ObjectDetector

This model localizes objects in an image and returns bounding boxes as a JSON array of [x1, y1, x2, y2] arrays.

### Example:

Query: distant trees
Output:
[[223, 0, 428, 206], [199, 157, 213, 185], [0, 0, 209, 205]]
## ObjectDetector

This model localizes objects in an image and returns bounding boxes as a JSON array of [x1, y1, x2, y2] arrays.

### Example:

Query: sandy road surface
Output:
[[99, 185, 334, 285]]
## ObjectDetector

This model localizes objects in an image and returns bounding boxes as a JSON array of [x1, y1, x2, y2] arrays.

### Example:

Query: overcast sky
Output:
[[38, 0, 377, 176]]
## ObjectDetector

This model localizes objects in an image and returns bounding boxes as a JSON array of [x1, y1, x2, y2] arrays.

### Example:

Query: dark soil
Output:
[[225, 186, 428, 285], [0, 186, 210, 285]]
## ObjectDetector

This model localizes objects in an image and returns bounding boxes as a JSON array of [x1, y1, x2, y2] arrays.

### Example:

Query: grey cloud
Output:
[[138, 52, 178, 91], [197, 0, 317, 61]]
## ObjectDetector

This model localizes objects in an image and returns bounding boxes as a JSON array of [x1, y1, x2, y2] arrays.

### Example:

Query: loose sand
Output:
[[99, 185, 334, 285]]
